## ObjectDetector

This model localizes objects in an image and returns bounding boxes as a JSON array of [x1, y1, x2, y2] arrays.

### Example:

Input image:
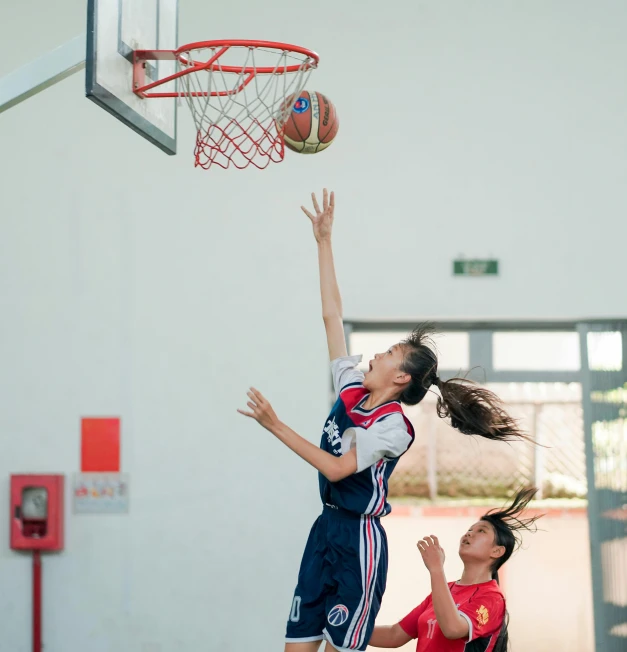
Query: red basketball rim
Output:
[[175, 40, 320, 74], [132, 39, 319, 169]]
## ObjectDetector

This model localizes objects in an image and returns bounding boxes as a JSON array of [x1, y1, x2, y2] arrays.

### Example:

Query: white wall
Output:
[[0, 1, 625, 650]]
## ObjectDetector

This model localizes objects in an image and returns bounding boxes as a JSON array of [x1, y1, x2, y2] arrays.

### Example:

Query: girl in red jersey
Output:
[[368, 489, 541, 652]]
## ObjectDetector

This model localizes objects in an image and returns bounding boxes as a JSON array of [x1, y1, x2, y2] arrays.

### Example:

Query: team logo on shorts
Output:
[[327, 604, 350, 626], [476, 605, 489, 626], [293, 97, 310, 113]]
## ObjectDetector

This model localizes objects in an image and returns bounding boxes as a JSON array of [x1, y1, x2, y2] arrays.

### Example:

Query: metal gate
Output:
[[579, 322, 627, 650]]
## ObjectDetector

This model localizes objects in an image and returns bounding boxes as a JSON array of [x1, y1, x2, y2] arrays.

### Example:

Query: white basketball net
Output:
[[175, 44, 317, 170]]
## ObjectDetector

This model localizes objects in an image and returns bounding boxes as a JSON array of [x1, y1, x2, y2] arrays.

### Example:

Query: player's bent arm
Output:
[[429, 568, 470, 640], [271, 421, 357, 482], [317, 240, 347, 360], [368, 624, 412, 648]]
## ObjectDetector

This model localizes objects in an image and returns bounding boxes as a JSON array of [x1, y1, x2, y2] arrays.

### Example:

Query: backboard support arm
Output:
[[0, 34, 86, 114]]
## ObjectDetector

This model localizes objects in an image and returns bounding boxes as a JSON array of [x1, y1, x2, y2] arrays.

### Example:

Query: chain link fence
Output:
[[389, 384, 586, 499]]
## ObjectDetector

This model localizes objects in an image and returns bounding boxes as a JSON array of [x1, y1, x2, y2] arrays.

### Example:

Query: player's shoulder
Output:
[[476, 583, 506, 626], [455, 580, 505, 602], [331, 354, 363, 376], [370, 408, 415, 438], [475, 581, 506, 605], [371, 400, 403, 416], [485, 580, 505, 595], [470, 580, 504, 594], [332, 355, 365, 391]]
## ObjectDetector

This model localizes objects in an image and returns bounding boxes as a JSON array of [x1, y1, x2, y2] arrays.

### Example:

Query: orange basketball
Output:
[[283, 91, 339, 154]]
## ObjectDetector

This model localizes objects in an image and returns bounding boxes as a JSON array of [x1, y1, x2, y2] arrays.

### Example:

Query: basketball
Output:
[[283, 91, 339, 154]]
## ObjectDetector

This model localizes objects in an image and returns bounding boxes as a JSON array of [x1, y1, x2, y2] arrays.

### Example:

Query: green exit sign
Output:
[[453, 259, 499, 276]]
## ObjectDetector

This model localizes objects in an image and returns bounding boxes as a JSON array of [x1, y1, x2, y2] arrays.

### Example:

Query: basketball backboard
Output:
[[86, 0, 179, 154], [0, 0, 319, 168]]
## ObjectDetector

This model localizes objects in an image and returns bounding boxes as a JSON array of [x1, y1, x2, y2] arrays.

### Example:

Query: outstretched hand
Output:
[[301, 189, 335, 243], [237, 387, 281, 433], [417, 535, 446, 573]]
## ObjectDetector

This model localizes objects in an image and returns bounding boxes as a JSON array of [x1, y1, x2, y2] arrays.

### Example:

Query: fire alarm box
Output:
[[10, 475, 64, 551]]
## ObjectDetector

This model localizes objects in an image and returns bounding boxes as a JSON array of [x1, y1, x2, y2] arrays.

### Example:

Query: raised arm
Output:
[[301, 189, 347, 361], [418, 536, 469, 640]]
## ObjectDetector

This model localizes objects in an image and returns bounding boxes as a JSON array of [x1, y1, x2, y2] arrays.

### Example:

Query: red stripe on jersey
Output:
[[339, 385, 368, 411], [351, 517, 375, 648], [401, 415, 415, 441], [339, 385, 415, 440], [373, 460, 386, 516]]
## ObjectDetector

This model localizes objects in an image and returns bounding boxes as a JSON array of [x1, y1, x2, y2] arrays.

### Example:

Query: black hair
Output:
[[399, 323, 532, 443]]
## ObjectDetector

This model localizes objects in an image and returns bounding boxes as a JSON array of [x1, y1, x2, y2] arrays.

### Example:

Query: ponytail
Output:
[[398, 324, 532, 443], [492, 611, 510, 652], [435, 377, 532, 443]]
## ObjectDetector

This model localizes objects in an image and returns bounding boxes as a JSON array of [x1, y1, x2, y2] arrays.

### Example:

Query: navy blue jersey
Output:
[[319, 355, 415, 516]]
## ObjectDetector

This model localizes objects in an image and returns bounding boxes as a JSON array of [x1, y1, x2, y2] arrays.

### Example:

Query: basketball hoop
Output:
[[133, 40, 319, 169]]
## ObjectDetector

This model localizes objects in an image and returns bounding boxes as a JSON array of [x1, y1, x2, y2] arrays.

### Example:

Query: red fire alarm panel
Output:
[[10, 475, 64, 551]]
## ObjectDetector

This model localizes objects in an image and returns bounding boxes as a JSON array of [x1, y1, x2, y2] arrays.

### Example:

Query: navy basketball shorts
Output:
[[285, 505, 388, 651]]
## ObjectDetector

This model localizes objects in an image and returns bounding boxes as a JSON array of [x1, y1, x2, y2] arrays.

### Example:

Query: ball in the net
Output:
[[283, 91, 339, 154]]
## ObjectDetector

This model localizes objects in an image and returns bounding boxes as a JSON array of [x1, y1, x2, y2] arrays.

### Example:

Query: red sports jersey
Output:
[[399, 580, 505, 652]]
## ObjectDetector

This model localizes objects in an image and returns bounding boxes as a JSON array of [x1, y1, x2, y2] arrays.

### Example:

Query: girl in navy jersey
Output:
[[238, 190, 531, 652], [368, 489, 541, 652]]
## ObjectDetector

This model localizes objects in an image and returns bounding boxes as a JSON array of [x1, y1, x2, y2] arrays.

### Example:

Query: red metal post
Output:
[[33, 550, 41, 652]]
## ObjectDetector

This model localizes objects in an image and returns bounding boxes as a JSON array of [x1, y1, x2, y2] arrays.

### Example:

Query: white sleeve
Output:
[[349, 414, 413, 473], [330, 355, 365, 398]]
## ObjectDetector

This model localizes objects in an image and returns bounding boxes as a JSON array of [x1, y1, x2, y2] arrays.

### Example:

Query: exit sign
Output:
[[453, 259, 499, 276]]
